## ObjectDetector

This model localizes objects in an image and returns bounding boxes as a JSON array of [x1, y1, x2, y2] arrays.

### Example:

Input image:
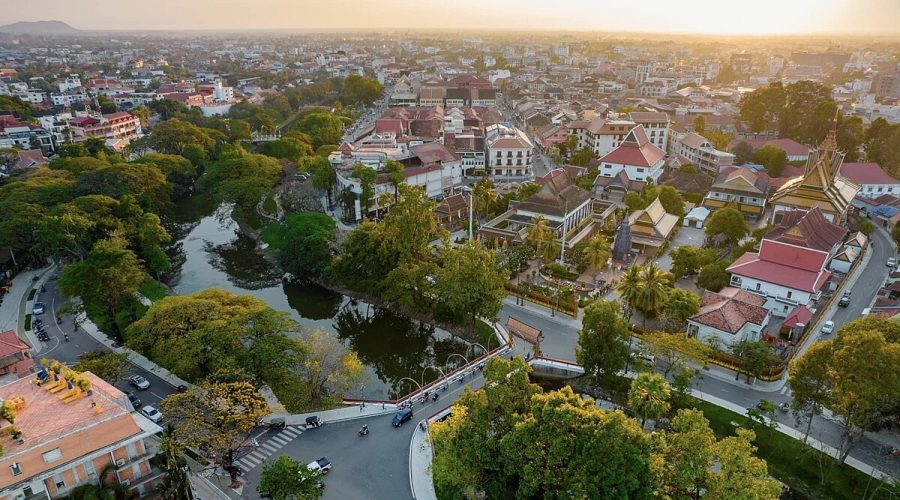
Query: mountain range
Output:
[[0, 20, 79, 35]]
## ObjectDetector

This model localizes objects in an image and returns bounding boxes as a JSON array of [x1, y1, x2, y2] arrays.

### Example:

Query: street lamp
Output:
[[460, 185, 474, 242]]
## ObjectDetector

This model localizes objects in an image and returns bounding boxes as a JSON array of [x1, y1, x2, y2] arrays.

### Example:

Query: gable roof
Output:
[[0, 330, 29, 358], [517, 171, 592, 217], [765, 207, 848, 252], [598, 125, 666, 168], [690, 288, 769, 334], [745, 138, 810, 157], [713, 166, 769, 194], [727, 239, 831, 292], [840, 162, 900, 186]]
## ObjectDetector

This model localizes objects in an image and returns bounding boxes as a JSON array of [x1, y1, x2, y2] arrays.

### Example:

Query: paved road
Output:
[[239, 375, 485, 500], [32, 278, 178, 409]]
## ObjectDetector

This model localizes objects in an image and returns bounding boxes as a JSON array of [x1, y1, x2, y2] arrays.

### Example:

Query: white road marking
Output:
[[150, 391, 164, 400], [282, 428, 302, 438], [246, 451, 267, 462], [779, 385, 789, 395], [270, 435, 289, 445], [261, 442, 280, 453]]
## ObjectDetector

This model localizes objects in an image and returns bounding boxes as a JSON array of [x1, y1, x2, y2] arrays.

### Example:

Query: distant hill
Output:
[[0, 20, 79, 35]]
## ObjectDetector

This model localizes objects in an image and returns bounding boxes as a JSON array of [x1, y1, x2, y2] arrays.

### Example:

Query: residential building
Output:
[[839, 162, 900, 198], [69, 112, 142, 144], [485, 124, 533, 179], [769, 120, 859, 224], [0, 370, 163, 499], [727, 239, 831, 317], [765, 207, 848, 256], [0, 330, 33, 379], [627, 197, 679, 255], [639, 77, 677, 98], [745, 138, 810, 162], [629, 112, 670, 151], [702, 167, 769, 219], [14, 150, 49, 170], [687, 288, 771, 347], [669, 131, 734, 175], [594, 126, 666, 194]]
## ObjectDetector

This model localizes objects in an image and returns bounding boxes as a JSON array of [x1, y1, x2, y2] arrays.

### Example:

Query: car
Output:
[[838, 294, 850, 307], [392, 407, 413, 427], [126, 391, 141, 408], [888, 258, 897, 268], [140, 405, 162, 423], [129, 375, 150, 390], [307, 457, 332, 474], [821, 320, 835, 335], [32, 302, 45, 315], [632, 350, 655, 365]]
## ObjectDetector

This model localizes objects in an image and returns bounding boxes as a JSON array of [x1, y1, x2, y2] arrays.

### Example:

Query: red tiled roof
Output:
[[745, 138, 810, 157], [765, 207, 848, 253], [840, 162, 899, 186], [691, 288, 769, 334], [782, 305, 812, 328], [598, 126, 665, 168], [411, 143, 460, 164], [0, 330, 28, 358], [727, 239, 830, 292]]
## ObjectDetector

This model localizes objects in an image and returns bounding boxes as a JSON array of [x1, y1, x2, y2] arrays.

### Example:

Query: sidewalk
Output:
[[0, 265, 53, 340], [409, 418, 436, 500], [263, 402, 398, 428]]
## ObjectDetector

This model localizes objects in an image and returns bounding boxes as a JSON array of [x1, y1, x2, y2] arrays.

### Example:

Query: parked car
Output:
[[392, 407, 413, 427], [307, 457, 332, 474], [888, 258, 897, 268], [838, 294, 850, 307], [129, 375, 150, 390], [126, 391, 141, 408], [821, 320, 835, 335], [140, 405, 162, 423], [32, 302, 45, 315]]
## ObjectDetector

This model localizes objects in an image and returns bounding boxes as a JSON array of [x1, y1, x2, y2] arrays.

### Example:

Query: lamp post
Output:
[[460, 185, 474, 242]]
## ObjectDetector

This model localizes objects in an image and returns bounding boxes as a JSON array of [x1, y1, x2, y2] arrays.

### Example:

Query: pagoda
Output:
[[769, 114, 859, 224]]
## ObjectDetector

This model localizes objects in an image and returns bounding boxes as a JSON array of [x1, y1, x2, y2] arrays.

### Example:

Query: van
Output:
[[392, 408, 413, 427]]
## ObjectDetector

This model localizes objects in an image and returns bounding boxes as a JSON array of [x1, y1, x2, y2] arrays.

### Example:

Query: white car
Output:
[[821, 320, 835, 335], [307, 457, 332, 474], [140, 405, 162, 423], [32, 302, 45, 315], [889, 258, 897, 268], [129, 375, 150, 390]]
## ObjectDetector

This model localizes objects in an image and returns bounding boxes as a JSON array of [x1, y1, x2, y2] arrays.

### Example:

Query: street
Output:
[[239, 375, 486, 500], [30, 277, 178, 409]]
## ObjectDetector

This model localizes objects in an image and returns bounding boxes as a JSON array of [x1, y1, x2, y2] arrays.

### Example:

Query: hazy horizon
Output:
[[2, 0, 899, 36]]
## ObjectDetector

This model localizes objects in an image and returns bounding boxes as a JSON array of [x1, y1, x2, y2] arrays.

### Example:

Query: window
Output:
[[42, 448, 62, 464], [787, 291, 793, 299], [604, 164, 611, 169], [53, 474, 65, 489], [755, 283, 761, 291], [10, 463, 21, 476]]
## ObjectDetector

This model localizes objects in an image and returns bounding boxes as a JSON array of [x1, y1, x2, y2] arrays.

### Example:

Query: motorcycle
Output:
[[431, 393, 439, 402], [358, 425, 369, 436]]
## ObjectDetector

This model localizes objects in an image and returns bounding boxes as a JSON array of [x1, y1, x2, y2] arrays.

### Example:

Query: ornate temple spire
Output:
[[819, 109, 839, 160]]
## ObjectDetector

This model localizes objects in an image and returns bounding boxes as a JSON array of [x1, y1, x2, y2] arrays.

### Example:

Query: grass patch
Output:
[[263, 193, 278, 214], [139, 278, 168, 302], [24, 314, 31, 331], [696, 401, 898, 500], [27, 289, 35, 301], [260, 221, 286, 250], [475, 319, 497, 351]]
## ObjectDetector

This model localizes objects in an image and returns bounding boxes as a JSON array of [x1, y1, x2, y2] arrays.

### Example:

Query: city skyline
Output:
[[2, 0, 899, 36]]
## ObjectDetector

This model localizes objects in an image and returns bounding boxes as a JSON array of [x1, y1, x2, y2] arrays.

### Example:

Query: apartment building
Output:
[[68, 112, 142, 144], [0, 370, 163, 500], [670, 131, 734, 175], [629, 112, 670, 151], [485, 124, 533, 178]]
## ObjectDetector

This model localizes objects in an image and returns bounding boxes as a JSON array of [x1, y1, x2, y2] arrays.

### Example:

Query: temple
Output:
[[768, 115, 859, 224]]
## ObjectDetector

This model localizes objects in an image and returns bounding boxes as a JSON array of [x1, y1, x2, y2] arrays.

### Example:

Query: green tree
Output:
[[570, 147, 597, 167], [295, 112, 344, 147], [692, 115, 707, 135], [97, 94, 117, 113], [781, 81, 837, 144], [581, 232, 611, 282], [257, 136, 314, 161], [351, 163, 377, 218], [143, 119, 215, 156], [634, 263, 672, 323], [705, 207, 749, 246], [73, 350, 129, 384], [577, 300, 631, 386], [651, 409, 716, 499], [161, 382, 268, 485], [664, 288, 701, 330], [697, 261, 730, 292], [623, 191, 646, 212], [131, 153, 198, 199], [738, 83, 786, 134], [730, 340, 780, 384], [707, 130, 733, 151], [330, 222, 398, 295], [732, 141, 754, 165], [383, 159, 405, 202], [788, 340, 833, 443], [669, 246, 717, 280], [706, 428, 781, 499], [434, 243, 507, 328], [382, 184, 444, 262], [656, 186, 685, 217], [341, 74, 383, 106], [274, 212, 337, 278], [616, 265, 643, 319], [645, 331, 712, 378], [837, 114, 865, 162], [864, 119, 900, 178], [526, 216, 557, 265], [472, 178, 497, 216], [751, 145, 788, 177], [74, 163, 172, 213], [628, 372, 671, 426], [257, 455, 324, 499], [295, 329, 365, 405], [200, 148, 283, 214]]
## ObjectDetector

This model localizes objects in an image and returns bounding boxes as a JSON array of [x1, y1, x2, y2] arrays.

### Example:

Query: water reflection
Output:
[[167, 198, 474, 400]]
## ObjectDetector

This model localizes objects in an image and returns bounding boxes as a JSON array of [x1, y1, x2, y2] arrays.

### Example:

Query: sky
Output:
[[1, 0, 898, 35]]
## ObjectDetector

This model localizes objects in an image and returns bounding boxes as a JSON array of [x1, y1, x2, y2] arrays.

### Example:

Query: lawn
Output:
[[139, 278, 169, 302], [696, 401, 898, 500], [475, 319, 498, 351], [24, 314, 31, 331], [260, 222, 286, 250], [27, 289, 35, 301]]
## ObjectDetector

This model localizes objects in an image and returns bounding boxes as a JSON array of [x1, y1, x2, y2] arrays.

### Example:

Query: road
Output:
[[239, 375, 486, 500], [498, 227, 900, 478], [31, 278, 178, 409]]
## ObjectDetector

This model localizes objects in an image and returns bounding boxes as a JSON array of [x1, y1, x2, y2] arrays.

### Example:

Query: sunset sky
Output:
[[2, 0, 898, 35]]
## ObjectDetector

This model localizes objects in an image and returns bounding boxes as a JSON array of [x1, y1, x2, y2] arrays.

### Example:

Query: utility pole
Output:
[[559, 198, 568, 264]]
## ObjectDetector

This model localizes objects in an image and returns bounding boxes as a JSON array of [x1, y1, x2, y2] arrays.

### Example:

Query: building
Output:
[[839, 162, 900, 199], [727, 239, 831, 317], [485, 125, 533, 179], [479, 169, 601, 251], [669, 132, 734, 175], [629, 112, 670, 151], [744, 138, 810, 162], [769, 119, 859, 224], [702, 167, 769, 220], [0, 369, 163, 499], [0, 330, 33, 379], [436, 192, 470, 230], [687, 288, 771, 347], [765, 207, 847, 255], [594, 126, 666, 193], [68, 112, 142, 144], [568, 118, 637, 157], [627, 197, 679, 255]]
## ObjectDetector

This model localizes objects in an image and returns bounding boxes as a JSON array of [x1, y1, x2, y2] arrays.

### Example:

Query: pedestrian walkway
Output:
[[263, 402, 398, 427], [234, 426, 304, 473], [409, 418, 436, 500]]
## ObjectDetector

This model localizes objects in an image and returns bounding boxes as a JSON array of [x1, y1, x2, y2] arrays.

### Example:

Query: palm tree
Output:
[[526, 216, 556, 266], [582, 233, 611, 283], [384, 160, 405, 203], [635, 263, 671, 325], [616, 265, 643, 320], [472, 179, 497, 216], [627, 372, 671, 427]]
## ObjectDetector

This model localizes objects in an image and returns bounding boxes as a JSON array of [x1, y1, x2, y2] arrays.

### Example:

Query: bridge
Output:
[[527, 356, 585, 379]]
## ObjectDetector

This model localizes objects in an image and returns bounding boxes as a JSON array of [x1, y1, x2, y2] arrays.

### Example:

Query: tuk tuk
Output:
[[305, 415, 322, 428], [269, 416, 286, 430]]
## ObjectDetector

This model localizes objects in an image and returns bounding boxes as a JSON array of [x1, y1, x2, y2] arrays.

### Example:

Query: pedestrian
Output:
[[381, 402, 385, 410]]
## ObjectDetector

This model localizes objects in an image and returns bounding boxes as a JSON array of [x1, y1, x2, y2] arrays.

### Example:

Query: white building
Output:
[[568, 118, 636, 157], [595, 126, 666, 191], [727, 239, 831, 317], [840, 162, 900, 198], [669, 131, 734, 175], [629, 112, 670, 151], [688, 288, 771, 347], [485, 124, 533, 179]]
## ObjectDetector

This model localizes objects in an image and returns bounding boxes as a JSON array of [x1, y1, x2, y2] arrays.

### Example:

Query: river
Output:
[[165, 197, 475, 400]]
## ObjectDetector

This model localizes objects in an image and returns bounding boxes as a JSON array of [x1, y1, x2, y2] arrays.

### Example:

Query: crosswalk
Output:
[[236, 426, 304, 473]]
